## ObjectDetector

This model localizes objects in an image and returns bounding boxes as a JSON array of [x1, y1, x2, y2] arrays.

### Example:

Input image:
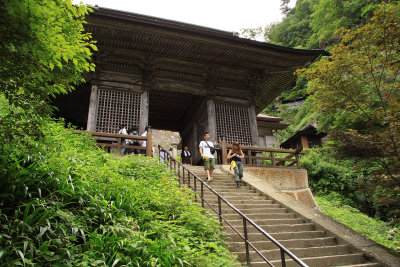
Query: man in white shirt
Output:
[[140, 126, 153, 156], [199, 132, 215, 181]]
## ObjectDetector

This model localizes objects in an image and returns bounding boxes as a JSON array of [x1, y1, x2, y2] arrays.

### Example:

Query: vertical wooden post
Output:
[[146, 126, 152, 157], [221, 140, 228, 165], [301, 135, 309, 148], [116, 136, 121, 155], [270, 151, 276, 167], [247, 150, 253, 165], [295, 154, 301, 168], [248, 105, 259, 146], [139, 91, 149, 135], [86, 84, 98, 131], [206, 98, 217, 142]]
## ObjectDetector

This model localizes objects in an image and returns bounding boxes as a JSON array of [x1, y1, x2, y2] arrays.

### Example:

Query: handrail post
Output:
[[188, 172, 191, 189], [158, 146, 161, 163], [243, 218, 250, 266], [201, 182, 204, 208], [218, 196, 222, 226], [280, 248, 286, 267], [194, 175, 197, 202], [146, 126, 152, 157], [271, 151, 276, 167], [182, 168, 185, 185], [178, 164, 181, 187], [221, 140, 228, 165]]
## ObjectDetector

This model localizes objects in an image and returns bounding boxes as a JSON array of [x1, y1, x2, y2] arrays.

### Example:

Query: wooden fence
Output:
[[76, 128, 153, 156], [219, 140, 305, 168]]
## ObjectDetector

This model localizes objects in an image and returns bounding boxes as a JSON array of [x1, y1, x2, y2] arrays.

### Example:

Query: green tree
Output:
[[298, 3, 400, 221], [0, 0, 96, 114]]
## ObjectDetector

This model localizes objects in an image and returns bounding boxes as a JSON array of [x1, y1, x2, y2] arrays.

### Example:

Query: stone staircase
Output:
[[186, 166, 380, 267]]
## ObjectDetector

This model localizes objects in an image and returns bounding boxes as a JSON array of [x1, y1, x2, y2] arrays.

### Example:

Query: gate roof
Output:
[[86, 6, 324, 113]]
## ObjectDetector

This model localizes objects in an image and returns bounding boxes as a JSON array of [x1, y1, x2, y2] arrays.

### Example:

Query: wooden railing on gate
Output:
[[75, 128, 153, 157], [219, 140, 305, 168]]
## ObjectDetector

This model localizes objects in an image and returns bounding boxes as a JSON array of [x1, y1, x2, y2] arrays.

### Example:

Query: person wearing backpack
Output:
[[227, 141, 245, 187], [199, 132, 216, 181]]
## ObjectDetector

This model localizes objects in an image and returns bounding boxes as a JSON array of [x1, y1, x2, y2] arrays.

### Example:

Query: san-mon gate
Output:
[[54, 6, 323, 163]]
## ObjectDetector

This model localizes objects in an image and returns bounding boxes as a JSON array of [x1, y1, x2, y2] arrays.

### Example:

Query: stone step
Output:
[[223, 223, 315, 234], [213, 207, 288, 214], [213, 212, 297, 221], [229, 237, 337, 252], [334, 263, 380, 267], [226, 230, 326, 242], [266, 254, 370, 267], [235, 244, 351, 262], [203, 189, 258, 195], [224, 218, 306, 227]]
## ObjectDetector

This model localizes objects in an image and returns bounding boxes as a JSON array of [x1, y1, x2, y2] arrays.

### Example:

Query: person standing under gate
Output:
[[227, 141, 245, 187], [199, 132, 215, 181], [181, 145, 192, 165]]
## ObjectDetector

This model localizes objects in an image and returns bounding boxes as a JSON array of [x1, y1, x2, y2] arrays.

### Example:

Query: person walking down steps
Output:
[[227, 141, 245, 187], [199, 132, 215, 181]]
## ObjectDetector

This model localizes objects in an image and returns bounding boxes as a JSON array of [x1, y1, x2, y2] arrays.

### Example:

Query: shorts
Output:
[[204, 158, 215, 170]]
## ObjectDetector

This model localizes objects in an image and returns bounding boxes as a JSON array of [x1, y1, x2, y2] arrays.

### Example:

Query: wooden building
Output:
[[257, 114, 288, 148], [53, 6, 323, 162], [280, 124, 327, 149]]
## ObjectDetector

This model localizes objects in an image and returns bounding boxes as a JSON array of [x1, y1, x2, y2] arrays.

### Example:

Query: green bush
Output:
[[316, 193, 400, 253], [0, 108, 237, 266]]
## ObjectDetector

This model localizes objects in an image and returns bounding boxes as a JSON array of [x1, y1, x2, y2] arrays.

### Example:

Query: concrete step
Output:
[[223, 223, 315, 234], [226, 230, 326, 242], [268, 254, 370, 267], [224, 218, 307, 227], [229, 237, 337, 252], [334, 263, 380, 267], [213, 212, 297, 221], [235, 244, 351, 262], [216, 207, 289, 214]]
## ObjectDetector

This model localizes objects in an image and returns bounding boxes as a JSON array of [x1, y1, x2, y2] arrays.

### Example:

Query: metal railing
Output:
[[158, 145, 308, 267]]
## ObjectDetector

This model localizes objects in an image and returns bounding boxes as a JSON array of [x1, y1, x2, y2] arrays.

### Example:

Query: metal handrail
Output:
[[158, 145, 308, 267]]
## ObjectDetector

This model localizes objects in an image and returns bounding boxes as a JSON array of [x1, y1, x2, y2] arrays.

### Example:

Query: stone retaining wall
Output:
[[239, 166, 317, 208]]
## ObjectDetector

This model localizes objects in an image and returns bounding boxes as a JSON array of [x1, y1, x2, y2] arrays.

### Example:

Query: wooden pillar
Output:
[[139, 91, 149, 134], [221, 140, 228, 165], [146, 126, 153, 157], [206, 98, 217, 143], [248, 105, 259, 146], [86, 84, 98, 131], [301, 135, 309, 148]]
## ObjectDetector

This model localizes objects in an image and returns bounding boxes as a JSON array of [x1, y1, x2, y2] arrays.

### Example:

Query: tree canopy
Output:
[[0, 0, 96, 115], [298, 2, 400, 220]]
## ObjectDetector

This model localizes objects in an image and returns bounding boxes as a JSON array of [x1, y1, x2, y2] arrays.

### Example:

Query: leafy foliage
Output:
[[0, 106, 237, 266], [316, 194, 400, 253], [0, 0, 96, 115], [298, 3, 400, 222], [266, 0, 391, 49]]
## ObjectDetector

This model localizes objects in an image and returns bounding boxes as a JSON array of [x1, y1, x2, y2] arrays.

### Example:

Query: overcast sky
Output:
[[72, 0, 295, 33]]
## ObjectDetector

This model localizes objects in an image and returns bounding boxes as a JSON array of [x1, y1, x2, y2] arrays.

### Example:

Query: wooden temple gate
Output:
[[54, 6, 322, 164]]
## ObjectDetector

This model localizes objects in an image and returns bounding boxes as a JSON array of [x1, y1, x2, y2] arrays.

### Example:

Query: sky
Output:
[[72, 0, 296, 33]]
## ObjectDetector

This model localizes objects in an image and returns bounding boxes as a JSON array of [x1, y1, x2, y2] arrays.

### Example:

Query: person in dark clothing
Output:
[[181, 145, 192, 165]]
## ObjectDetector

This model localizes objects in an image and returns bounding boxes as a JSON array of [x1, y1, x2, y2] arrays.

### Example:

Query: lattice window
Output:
[[215, 104, 253, 146], [96, 88, 141, 133]]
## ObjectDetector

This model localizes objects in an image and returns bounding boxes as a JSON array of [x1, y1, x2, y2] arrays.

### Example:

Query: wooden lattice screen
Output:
[[215, 104, 253, 146], [96, 88, 141, 133]]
